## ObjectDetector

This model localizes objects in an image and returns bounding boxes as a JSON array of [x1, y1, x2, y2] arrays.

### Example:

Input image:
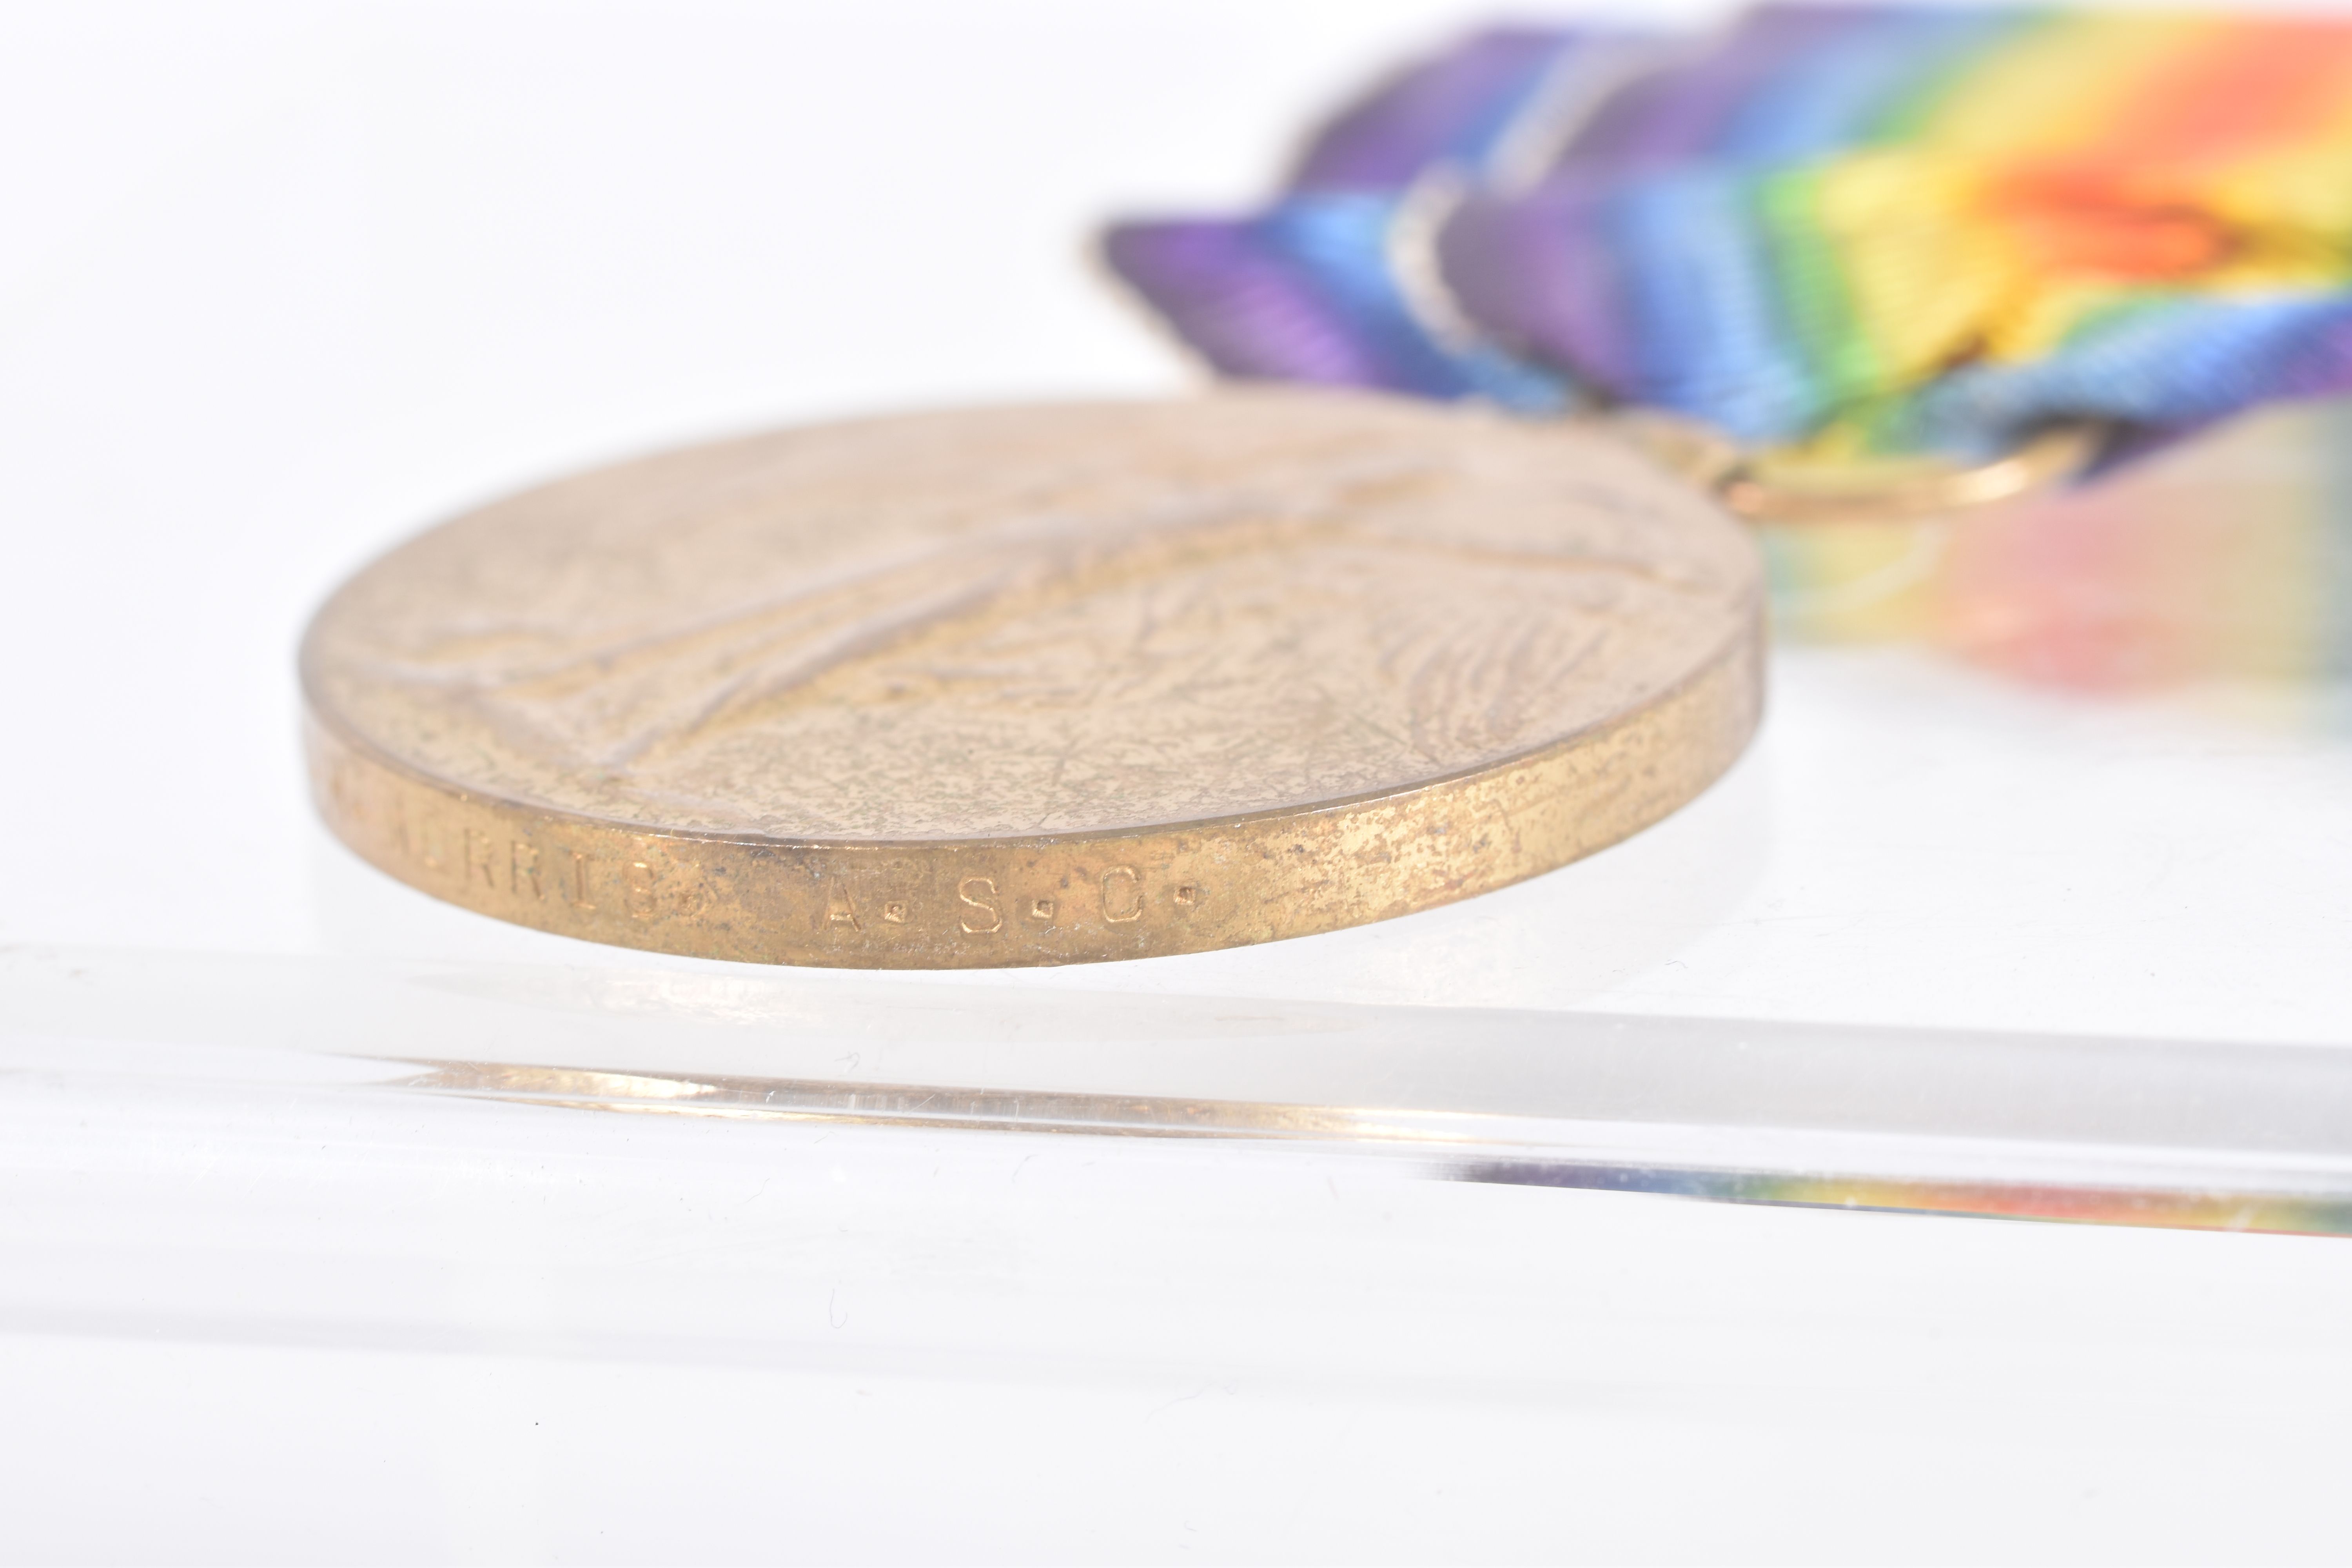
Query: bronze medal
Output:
[[304, 389, 1763, 966]]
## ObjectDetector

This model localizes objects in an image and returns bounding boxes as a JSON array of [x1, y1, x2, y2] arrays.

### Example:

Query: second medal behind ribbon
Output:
[[303, 389, 1762, 966]]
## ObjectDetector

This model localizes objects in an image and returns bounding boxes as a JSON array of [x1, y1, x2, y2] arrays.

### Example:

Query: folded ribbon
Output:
[[1105, 6, 2352, 461]]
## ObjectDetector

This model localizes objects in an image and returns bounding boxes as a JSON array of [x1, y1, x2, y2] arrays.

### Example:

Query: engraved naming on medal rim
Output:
[[302, 388, 1764, 966]]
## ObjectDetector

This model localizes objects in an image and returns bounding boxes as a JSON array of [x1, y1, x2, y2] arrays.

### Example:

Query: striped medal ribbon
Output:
[[1105, 6, 2352, 695]]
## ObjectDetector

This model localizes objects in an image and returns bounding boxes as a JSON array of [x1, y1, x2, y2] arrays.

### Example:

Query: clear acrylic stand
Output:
[[9, 945, 2347, 1236]]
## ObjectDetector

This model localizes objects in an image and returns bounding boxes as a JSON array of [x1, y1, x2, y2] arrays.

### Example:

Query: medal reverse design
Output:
[[303, 389, 1762, 966]]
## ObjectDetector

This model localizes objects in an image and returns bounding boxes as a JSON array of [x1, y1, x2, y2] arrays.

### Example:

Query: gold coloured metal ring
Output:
[[1612, 412, 2106, 526], [1718, 422, 2105, 524]]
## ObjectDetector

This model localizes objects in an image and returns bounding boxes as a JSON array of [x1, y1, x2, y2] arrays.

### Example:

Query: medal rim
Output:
[[304, 616, 1762, 967]]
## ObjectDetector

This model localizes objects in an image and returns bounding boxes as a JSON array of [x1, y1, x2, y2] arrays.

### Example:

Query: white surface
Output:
[[10, 1067, 2352, 1565], [5, 3, 2352, 1562]]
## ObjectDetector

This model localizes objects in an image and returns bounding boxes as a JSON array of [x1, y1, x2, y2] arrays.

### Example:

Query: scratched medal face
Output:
[[304, 390, 1756, 842]]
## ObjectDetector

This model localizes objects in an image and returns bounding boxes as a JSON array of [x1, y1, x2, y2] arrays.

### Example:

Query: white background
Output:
[[5, 3, 2352, 1562]]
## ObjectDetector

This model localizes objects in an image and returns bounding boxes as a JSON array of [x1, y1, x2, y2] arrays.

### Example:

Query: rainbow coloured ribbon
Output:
[[1103, 6, 2352, 694], [1106, 5, 2352, 461]]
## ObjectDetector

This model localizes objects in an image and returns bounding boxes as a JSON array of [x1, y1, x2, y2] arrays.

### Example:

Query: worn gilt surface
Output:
[[304, 390, 1763, 965]]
